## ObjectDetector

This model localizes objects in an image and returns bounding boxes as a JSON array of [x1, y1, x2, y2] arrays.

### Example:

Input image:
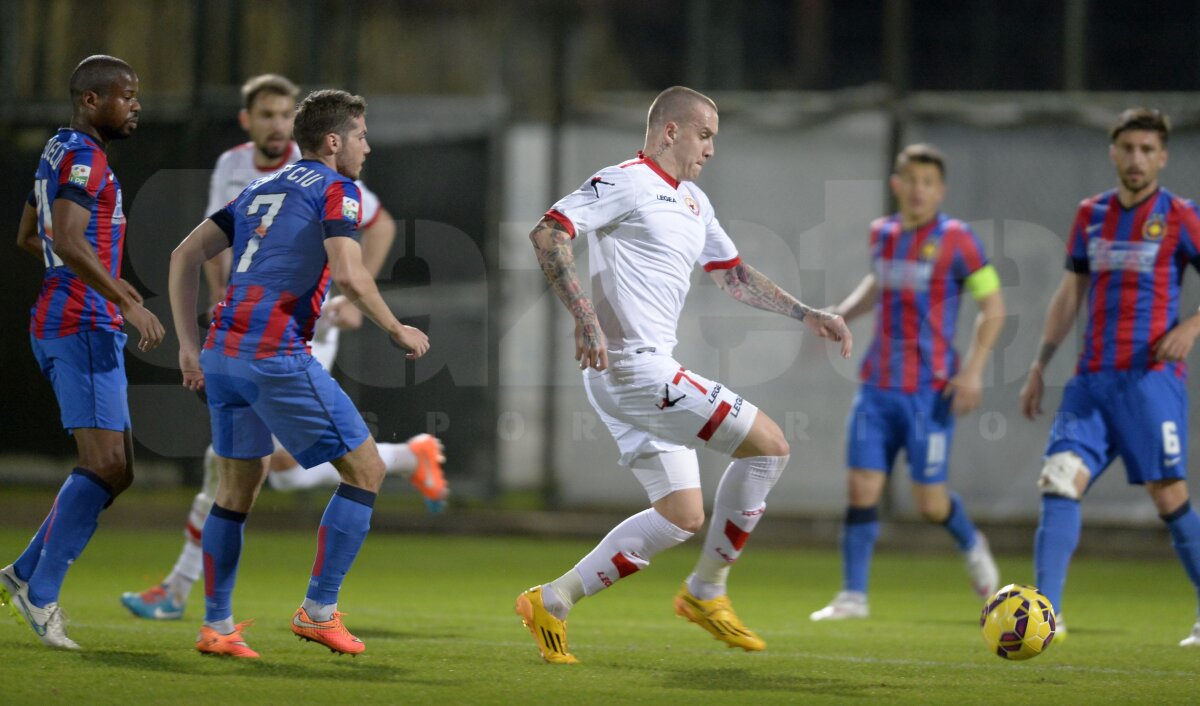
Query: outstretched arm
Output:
[[170, 219, 231, 390], [708, 261, 852, 358], [325, 236, 429, 359], [1019, 271, 1089, 419], [832, 273, 879, 323], [529, 215, 607, 371]]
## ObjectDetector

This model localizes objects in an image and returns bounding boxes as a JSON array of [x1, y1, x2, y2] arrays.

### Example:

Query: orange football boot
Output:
[[195, 620, 259, 658], [291, 607, 365, 655]]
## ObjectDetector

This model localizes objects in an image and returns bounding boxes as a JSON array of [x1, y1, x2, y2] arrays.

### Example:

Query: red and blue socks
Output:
[[202, 503, 247, 628], [24, 469, 113, 607], [303, 483, 375, 621]]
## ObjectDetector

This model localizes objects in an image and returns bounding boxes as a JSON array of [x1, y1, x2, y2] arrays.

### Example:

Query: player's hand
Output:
[[122, 301, 165, 352], [179, 347, 205, 391], [391, 324, 429, 359], [1153, 317, 1200, 362], [804, 310, 853, 359], [325, 295, 364, 331], [1019, 363, 1045, 420], [117, 279, 144, 305], [944, 369, 983, 416], [575, 318, 608, 371]]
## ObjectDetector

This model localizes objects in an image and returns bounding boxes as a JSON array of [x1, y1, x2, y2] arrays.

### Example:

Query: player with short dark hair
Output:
[[120, 74, 443, 623], [169, 89, 430, 658], [811, 144, 1005, 621], [1, 55, 164, 650], [1020, 107, 1200, 646], [515, 85, 852, 664]]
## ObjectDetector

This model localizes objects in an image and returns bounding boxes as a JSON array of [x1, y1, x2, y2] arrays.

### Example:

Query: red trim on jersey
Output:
[[323, 182, 349, 222], [723, 519, 750, 551], [1086, 195, 1122, 372], [360, 207, 381, 231], [703, 256, 742, 272], [611, 552, 640, 578], [1114, 196, 1155, 369], [544, 209, 576, 238], [626, 151, 680, 189], [221, 285, 265, 357], [878, 221, 898, 388], [32, 278, 60, 338], [255, 293, 300, 359], [697, 401, 733, 442], [312, 525, 327, 577], [57, 151, 76, 187], [1149, 204, 1181, 368], [899, 225, 930, 392]]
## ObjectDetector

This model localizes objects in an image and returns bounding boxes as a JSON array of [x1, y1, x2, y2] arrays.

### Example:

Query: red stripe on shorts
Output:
[[697, 401, 732, 441]]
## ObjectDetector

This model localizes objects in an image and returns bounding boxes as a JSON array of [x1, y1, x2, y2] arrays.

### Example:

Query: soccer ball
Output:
[[979, 583, 1056, 660]]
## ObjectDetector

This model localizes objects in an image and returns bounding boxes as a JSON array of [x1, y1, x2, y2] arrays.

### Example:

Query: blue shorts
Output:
[[1045, 369, 1187, 486], [31, 330, 130, 432], [200, 349, 370, 468], [846, 385, 955, 484]]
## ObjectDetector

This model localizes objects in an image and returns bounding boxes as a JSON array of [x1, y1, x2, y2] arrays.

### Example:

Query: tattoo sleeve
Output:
[[718, 262, 833, 323], [530, 216, 600, 327]]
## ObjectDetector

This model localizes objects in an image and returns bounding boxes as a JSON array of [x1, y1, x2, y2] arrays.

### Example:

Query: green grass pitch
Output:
[[0, 527, 1196, 705]]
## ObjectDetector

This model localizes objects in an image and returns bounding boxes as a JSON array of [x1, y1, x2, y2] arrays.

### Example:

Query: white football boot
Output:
[[810, 590, 869, 621], [0, 564, 80, 650], [965, 531, 1000, 598], [1179, 621, 1200, 647]]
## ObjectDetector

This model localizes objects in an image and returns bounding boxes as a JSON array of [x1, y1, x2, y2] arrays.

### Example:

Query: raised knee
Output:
[[674, 511, 706, 534], [757, 430, 790, 458]]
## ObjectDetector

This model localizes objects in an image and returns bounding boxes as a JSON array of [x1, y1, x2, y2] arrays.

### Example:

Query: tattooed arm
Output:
[[709, 261, 853, 358], [530, 216, 608, 371]]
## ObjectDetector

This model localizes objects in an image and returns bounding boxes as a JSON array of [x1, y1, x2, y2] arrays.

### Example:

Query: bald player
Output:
[[514, 86, 852, 664], [2, 55, 164, 650]]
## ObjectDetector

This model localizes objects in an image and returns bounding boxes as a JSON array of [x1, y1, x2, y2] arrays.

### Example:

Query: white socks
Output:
[[267, 442, 418, 492], [542, 509, 693, 621], [301, 598, 336, 622], [688, 455, 788, 600]]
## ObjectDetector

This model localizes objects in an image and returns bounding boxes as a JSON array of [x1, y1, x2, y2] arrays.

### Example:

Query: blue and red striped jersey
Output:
[[860, 213, 989, 392], [1066, 188, 1200, 377], [203, 160, 362, 360], [29, 128, 126, 339]]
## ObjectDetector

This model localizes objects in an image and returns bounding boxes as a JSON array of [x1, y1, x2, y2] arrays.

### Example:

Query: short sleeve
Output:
[[322, 179, 362, 240], [208, 202, 236, 245], [356, 180, 382, 228], [55, 144, 109, 210], [1176, 199, 1200, 272], [547, 166, 641, 238], [949, 223, 988, 281], [205, 151, 232, 216], [1065, 201, 1093, 273], [699, 213, 740, 271]]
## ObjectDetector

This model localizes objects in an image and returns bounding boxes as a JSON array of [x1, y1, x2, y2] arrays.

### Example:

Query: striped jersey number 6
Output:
[[235, 193, 287, 273]]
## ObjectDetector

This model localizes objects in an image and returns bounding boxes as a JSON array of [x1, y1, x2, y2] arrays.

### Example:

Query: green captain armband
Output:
[[965, 264, 1000, 300]]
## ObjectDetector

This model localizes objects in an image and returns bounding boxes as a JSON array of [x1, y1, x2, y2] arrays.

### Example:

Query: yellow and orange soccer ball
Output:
[[980, 584, 1057, 660]]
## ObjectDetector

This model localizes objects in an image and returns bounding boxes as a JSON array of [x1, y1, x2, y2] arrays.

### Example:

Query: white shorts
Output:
[[310, 318, 340, 370], [583, 351, 759, 467]]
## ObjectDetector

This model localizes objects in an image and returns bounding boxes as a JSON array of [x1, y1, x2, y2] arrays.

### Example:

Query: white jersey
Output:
[[548, 152, 740, 356], [205, 140, 381, 227]]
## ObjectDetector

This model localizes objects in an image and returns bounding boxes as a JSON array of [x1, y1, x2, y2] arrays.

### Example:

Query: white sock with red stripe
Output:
[[165, 490, 211, 601], [688, 454, 788, 600], [543, 509, 693, 620]]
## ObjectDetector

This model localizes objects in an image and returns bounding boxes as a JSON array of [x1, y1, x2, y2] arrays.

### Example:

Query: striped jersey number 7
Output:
[[235, 193, 287, 273]]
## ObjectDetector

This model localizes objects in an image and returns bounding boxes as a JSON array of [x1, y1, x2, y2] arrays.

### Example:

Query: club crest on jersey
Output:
[[342, 196, 360, 222], [920, 240, 940, 260], [684, 195, 700, 216], [69, 164, 91, 187], [1143, 213, 1166, 241]]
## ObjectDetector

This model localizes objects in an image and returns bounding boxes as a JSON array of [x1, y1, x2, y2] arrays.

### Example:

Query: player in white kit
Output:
[[121, 75, 445, 620], [515, 86, 852, 663]]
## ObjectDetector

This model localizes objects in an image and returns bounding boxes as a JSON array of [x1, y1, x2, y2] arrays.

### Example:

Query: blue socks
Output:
[[842, 505, 880, 593], [1034, 495, 1081, 614], [202, 504, 247, 624], [1162, 502, 1200, 604], [305, 484, 375, 609], [25, 469, 113, 607], [942, 492, 979, 551]]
